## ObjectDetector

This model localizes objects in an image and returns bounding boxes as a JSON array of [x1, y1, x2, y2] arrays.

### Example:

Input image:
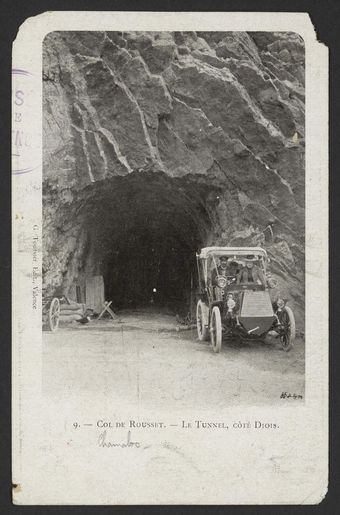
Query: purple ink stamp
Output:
[[12, 68, 40, 175]]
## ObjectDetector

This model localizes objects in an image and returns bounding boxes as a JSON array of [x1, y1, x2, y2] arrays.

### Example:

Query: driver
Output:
[[237, 257, 266, 286], [212, 256, 238, 286]]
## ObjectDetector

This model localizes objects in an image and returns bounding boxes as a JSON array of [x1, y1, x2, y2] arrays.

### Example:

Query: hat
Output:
[[245, 255, 257, 261], [219, 256, 228, 262]]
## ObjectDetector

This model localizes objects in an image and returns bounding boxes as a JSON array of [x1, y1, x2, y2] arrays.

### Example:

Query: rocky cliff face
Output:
[[43, 31, 305, 325]]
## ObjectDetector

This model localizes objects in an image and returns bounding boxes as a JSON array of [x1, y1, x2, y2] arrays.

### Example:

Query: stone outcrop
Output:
[[43, 31, 305, 325]]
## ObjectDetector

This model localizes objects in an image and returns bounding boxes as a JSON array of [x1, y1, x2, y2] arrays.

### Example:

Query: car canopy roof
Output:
[[197, 247, 268, 261]]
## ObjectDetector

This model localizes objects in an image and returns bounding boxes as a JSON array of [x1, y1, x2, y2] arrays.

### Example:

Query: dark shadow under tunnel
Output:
[[79, 171, 217, 314]]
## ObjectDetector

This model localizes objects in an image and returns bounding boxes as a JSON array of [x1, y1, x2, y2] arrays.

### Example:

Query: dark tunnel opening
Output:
[[103, 227, 197, 311], [78, 171, 217, 314]]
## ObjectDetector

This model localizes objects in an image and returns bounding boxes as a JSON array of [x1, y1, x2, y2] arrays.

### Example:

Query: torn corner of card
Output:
[[12, 483, 22, 505], [12, 10, 328, 506]]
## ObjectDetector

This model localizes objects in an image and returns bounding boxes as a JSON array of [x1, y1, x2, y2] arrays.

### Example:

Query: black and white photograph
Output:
[[42, 29, 305, 405], [11, 11, 328, 505]]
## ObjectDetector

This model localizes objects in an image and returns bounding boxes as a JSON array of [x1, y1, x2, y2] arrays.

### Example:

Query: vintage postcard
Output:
[[12, 11, 328, 504]]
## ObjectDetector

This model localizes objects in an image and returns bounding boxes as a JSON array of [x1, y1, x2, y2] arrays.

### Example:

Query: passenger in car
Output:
[[237, 258, 266, 286]]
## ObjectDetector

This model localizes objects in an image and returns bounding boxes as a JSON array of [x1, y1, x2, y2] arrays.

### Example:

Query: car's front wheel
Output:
[[210, 306, 222, 353], [280, 306, 296, 351]]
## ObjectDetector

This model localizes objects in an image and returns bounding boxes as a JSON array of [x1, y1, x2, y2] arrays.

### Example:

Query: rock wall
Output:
[[43, 31, 305, 325]]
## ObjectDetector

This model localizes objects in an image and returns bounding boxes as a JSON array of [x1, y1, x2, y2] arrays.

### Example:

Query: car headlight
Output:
[[277, 298, 285, 309], [227, 298, 236, 310], [217, 276, 227, 289]]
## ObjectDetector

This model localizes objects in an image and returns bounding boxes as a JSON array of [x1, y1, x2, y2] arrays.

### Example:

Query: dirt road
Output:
[[42, 309, 304, 406]]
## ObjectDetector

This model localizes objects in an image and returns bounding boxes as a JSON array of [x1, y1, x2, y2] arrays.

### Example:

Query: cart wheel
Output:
[[48, 298, 60, 332], [196, 300, 209, 341], [210, 306, 222, 353], [280, 306, 295, 351]]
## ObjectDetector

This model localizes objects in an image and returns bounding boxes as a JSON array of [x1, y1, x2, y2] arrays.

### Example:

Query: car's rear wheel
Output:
[[196, 300, 209, 341], [210, 306, 222, 353], [280, 306, 296, 351]]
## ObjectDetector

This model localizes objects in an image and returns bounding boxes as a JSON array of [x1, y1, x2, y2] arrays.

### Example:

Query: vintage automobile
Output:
[[196, 247, 295, 353]]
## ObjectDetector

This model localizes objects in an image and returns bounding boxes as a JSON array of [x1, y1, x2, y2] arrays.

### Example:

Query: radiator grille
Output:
[[241, 290, 274, 317]]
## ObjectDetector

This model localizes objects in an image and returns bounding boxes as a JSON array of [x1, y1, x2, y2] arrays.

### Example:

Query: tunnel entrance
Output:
[[79, 171, 217, 314], [103, 228, 196, 311]]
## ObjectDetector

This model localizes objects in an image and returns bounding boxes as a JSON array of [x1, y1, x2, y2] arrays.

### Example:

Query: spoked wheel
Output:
[[196, 300, 209, 341], [210, 306, 222, 353], [48, 298, 60, 332], [279, 306, 296, 351]]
